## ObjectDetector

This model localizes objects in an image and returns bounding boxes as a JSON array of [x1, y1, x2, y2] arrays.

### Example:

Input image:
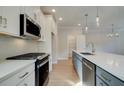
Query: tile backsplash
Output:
[[0, 35, 39, 60]]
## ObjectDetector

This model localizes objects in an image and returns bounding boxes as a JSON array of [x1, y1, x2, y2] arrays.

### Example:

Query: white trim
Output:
[[57, 58, 68, 60], [52, 61, 58, 64]]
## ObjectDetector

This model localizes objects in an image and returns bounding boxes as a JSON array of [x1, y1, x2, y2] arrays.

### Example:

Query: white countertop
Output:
[[0, 60, 36, 83], [73, 50, 124, 81]]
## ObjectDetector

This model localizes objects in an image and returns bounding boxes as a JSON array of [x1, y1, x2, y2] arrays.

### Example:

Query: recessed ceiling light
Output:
[[59, 17, 63, 21], [52, 9, 56, 13], [78, 24, 81, 26]]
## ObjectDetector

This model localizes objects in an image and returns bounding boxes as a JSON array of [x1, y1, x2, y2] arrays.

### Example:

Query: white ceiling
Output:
[[41, 6, 124, 32]]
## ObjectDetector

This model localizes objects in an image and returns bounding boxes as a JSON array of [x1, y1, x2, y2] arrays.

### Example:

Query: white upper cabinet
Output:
[[0, 6, 47, 40], [21, 6, 35, 21], [0, 6, 21, 36], [38, 10, 46, 41], [21, 6, 41, 24]]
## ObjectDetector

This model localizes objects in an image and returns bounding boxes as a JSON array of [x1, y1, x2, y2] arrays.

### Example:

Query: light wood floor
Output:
[[48, 58, 82, 86]]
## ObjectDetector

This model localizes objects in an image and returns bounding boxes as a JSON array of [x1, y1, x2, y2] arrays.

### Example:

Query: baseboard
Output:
[[52, 61, 57, 64], [57, 58, 68, 60]]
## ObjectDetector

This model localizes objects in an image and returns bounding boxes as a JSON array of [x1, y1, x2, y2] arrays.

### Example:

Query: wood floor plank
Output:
[[48, 58, 82, 86]]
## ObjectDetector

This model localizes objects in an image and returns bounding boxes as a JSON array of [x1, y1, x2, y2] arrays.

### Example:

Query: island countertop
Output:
[[73, 50, 124, 81]]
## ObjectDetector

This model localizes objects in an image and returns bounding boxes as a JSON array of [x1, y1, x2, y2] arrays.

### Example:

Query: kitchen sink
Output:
[[80, 52, 94, 55]]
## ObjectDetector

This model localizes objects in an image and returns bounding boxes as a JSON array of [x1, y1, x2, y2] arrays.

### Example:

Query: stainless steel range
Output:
[[6, 53, 49, 86]]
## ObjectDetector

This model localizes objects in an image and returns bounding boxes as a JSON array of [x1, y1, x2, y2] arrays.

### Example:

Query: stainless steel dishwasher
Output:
[[82, 58, 95, 86]]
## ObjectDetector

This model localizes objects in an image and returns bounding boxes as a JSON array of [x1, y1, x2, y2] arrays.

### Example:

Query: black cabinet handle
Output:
[[19, 72, 29, 79]]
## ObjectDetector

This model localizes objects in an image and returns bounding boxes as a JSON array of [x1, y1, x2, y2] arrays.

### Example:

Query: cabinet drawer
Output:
[[0, 63, 34, 86], [96, 66, 124, 86], [17, 71, 35, 86], [96, 76, 108, 86]]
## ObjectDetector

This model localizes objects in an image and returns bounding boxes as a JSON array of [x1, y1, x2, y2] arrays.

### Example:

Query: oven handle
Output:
[[37, 59, 49, 68]]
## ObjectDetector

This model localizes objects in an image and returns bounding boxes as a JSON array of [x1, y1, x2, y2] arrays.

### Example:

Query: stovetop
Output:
[[6, 53, 46, 60]]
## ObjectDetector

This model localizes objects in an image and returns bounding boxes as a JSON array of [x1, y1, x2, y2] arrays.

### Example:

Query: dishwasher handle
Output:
[[83, 62, 93, 71]]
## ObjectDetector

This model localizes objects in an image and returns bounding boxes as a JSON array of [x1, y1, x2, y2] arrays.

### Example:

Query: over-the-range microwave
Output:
[[20, 14, 41, 39]]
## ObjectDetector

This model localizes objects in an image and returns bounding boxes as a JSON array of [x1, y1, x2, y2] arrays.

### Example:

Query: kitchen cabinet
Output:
[[38, 8, 46, 41], [96, 76, 108, 86], [96, 66, 124, 86], [72, 51, 83, 81], [0, 63, 35, 86], [17, 71, 35, 86], [0, 6, 21, 36], [21, 6, 37, 21], [73, 51, 124, 86], [21, 6, 41, 25]]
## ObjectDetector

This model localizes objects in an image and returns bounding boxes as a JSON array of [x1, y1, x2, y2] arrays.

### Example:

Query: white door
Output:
[[68, 35, 76, 58]]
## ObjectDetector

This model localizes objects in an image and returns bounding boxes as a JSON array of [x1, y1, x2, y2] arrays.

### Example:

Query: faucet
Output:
[[91, 43, 95, 53], [86, 42, 95, 53]]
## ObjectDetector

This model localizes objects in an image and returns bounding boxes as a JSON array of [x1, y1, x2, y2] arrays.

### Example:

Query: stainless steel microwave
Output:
[[20, 14, 41, 39]]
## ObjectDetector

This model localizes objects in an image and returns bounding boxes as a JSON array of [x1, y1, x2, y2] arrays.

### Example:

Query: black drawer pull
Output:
[[19, 72, 29, 79]]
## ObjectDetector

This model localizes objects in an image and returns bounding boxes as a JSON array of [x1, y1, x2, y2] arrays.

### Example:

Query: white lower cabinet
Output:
[[0, 63, 35, 86], [17, 71, 35, 86]]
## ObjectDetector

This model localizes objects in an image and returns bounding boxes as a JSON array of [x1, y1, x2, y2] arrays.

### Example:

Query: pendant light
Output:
[[85, 14, 88, 32], [107, 24, 119, 38], [107, 24, 114, 38], [96, 7, 100, 27]]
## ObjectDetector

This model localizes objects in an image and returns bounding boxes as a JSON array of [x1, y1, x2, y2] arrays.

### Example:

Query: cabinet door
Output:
[[34, 7, 41, 25], [17, 71, 35, 86], [1, 6, 20, 36], [23, 6, 35, 20], [96, 66, 124, 86], [0, 64, 34, 86], [23, 6, 40, 22], [96, 76, 108, 86], [72, 52, 83, 81], [76, 59, 83, 81], [38, 9, 46, 41]]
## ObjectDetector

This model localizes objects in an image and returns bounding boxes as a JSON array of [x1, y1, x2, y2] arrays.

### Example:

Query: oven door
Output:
[[35, 59, 49, 86]]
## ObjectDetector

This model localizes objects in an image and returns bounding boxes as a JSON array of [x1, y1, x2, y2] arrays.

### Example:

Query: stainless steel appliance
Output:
[[20, 14, 41, 39], [6, 53, 49, 86], [82, 58, 95, 86]]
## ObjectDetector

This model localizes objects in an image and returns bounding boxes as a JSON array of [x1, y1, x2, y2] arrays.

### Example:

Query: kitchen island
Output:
[[73, 50, 124, 86]]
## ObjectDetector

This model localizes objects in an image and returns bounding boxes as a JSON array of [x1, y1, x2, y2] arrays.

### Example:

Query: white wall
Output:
[[86, 29, 124, 55], [37, 15, 58, 71], [58, 26, 83, 59], [0, 35, 39, 60]]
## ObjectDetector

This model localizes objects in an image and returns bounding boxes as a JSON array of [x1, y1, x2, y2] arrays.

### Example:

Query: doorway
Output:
[[67, 35, 76, 58]]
